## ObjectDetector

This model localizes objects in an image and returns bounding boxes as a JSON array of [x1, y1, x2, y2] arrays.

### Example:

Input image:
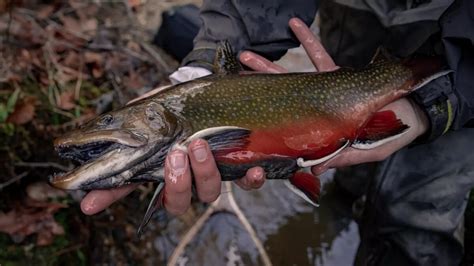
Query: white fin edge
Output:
[[284, 180, 319, 207], [412, 70, 453, 91], [297, 140, 350, 168], [352, 128, 410, 150], [171, 126, 248, 152]]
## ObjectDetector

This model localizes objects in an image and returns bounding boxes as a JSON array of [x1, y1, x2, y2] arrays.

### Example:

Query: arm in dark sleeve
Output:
[[182, 0, 318, 70], [440, 0, 474, 129], [410, 0, 474, 142]]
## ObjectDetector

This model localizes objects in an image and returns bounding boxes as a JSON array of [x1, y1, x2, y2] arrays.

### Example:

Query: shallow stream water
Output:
[[152, 171, 360, 265]]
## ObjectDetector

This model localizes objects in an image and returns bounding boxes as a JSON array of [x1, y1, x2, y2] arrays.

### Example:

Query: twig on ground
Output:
[[140, 42, 171, 73], [0, 172, 28, 191], [50, 243, 84, 258], [14, 161, 72, 172], [74, 58, 84, 100]]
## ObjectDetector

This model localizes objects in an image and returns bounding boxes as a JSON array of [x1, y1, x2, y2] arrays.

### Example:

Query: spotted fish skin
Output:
[[163, 60, 411, 131]]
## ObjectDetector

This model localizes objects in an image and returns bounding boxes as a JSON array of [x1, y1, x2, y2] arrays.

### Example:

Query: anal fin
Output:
[[352, 110, 409, 150], [285, 171, 321, 207], [297, 140, 349, 167]]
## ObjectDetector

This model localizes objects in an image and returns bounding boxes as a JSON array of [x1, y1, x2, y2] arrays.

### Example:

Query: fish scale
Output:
[[162, 60, 410, 132]]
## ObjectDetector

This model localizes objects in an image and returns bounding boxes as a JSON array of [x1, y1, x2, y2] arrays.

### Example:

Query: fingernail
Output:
[[169, 151, 186, 174], [291, 18, 303, 27], [251, 168, 263, 182], [191, 141, 208, 162], [240, 52, 251, 62]]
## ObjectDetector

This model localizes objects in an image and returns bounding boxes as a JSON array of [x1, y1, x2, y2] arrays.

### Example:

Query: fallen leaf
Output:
[[37, 5, 55, 19], [84, 51, 103, 64], [0, 200, 66, 246], [82, 18, 98, 33], [59, 15, 81, 33], [123, 70, 146, 90], [92, 65, 104, 78], [6, 96, 37, 125], [128, 0, 142, 8], [26, 182, 67, 202], [62, 51, 81, 69], [57, 90, 76, 110]]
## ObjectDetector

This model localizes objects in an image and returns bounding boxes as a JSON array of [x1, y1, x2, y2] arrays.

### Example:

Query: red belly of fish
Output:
[[217, 118, 358, 164]]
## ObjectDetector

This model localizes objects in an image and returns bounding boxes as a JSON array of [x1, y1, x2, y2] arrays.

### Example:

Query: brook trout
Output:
[[51, 42, 447, 233]]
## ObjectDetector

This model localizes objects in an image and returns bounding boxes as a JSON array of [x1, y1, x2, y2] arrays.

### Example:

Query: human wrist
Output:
[[409, 74, 457, 143]]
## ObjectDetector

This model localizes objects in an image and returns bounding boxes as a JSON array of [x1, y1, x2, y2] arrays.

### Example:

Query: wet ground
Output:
[[147, 171, 359, 265]]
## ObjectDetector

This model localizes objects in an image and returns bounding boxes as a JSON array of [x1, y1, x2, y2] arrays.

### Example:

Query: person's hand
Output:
[[312, 98, 428, 175]]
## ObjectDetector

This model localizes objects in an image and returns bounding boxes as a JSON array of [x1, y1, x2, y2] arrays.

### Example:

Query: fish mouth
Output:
[[55, 140, 120, 164], [50, 130, 156, 190]]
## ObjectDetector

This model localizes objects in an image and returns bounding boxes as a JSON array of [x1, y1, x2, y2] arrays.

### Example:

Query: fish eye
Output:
[[146, 103, 165, 128], [98, 114, 114, 125]]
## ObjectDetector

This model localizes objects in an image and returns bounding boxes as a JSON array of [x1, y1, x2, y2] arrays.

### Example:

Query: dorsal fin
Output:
[[213, 41, 243, 75]]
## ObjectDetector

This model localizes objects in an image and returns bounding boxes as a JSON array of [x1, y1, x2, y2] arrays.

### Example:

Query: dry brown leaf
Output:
[[128, 0, 142, 8], [37, 5, 55, 19], [127, 40, 141, 52], [59, 15, 81, 33], [26, 182, 67, 202], [57, 90, 76, 110], [7, 96, 37, 125], [0, 200, 66, 246], [84, 51, 103, 64], [62, 51, 81, 69], [123, 70, 146, 90], [82, 18, 98, 33], [92, 65, 104, 78]]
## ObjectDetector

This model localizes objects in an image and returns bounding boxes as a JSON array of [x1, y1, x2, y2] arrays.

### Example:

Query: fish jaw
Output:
[[51, 142, 154, 190], [52, 126, 176, 190], [54, 129, 148, 149]]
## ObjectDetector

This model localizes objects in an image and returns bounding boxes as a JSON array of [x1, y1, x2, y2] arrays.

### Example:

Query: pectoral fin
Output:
[[352, 110, 409, 150], [285, 171, 321, 206], [173, 126, 251, 156], [137, 181, 165, 237]]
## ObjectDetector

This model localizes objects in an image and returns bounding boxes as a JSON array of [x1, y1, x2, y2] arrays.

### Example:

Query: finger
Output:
[[188, 139, 221, 203], [311, 162, 331, 176], [289, 18, 338, 72], [80, 184, 138, 215], [239, 51, 288, 73], [164, 150, 192, 215], [234, 167, 265, 190]]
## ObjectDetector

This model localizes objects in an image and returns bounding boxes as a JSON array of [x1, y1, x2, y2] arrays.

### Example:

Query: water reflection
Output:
[[153, 171, 360, 265]]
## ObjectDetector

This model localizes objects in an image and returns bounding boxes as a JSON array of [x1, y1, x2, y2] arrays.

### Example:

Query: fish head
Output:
[[50, 100, 180, 190]]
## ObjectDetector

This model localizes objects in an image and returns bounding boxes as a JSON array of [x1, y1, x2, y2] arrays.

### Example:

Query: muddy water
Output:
[[152, 171, 360, 265]]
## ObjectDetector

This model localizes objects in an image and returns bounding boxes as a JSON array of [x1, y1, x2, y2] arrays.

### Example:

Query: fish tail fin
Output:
[[353, 110, 409, 150], [137, 181, 165, 237], [285, 171, 321, 206]]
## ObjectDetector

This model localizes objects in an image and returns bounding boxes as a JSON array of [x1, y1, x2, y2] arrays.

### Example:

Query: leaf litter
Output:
[[0, 0, 180, 264]]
